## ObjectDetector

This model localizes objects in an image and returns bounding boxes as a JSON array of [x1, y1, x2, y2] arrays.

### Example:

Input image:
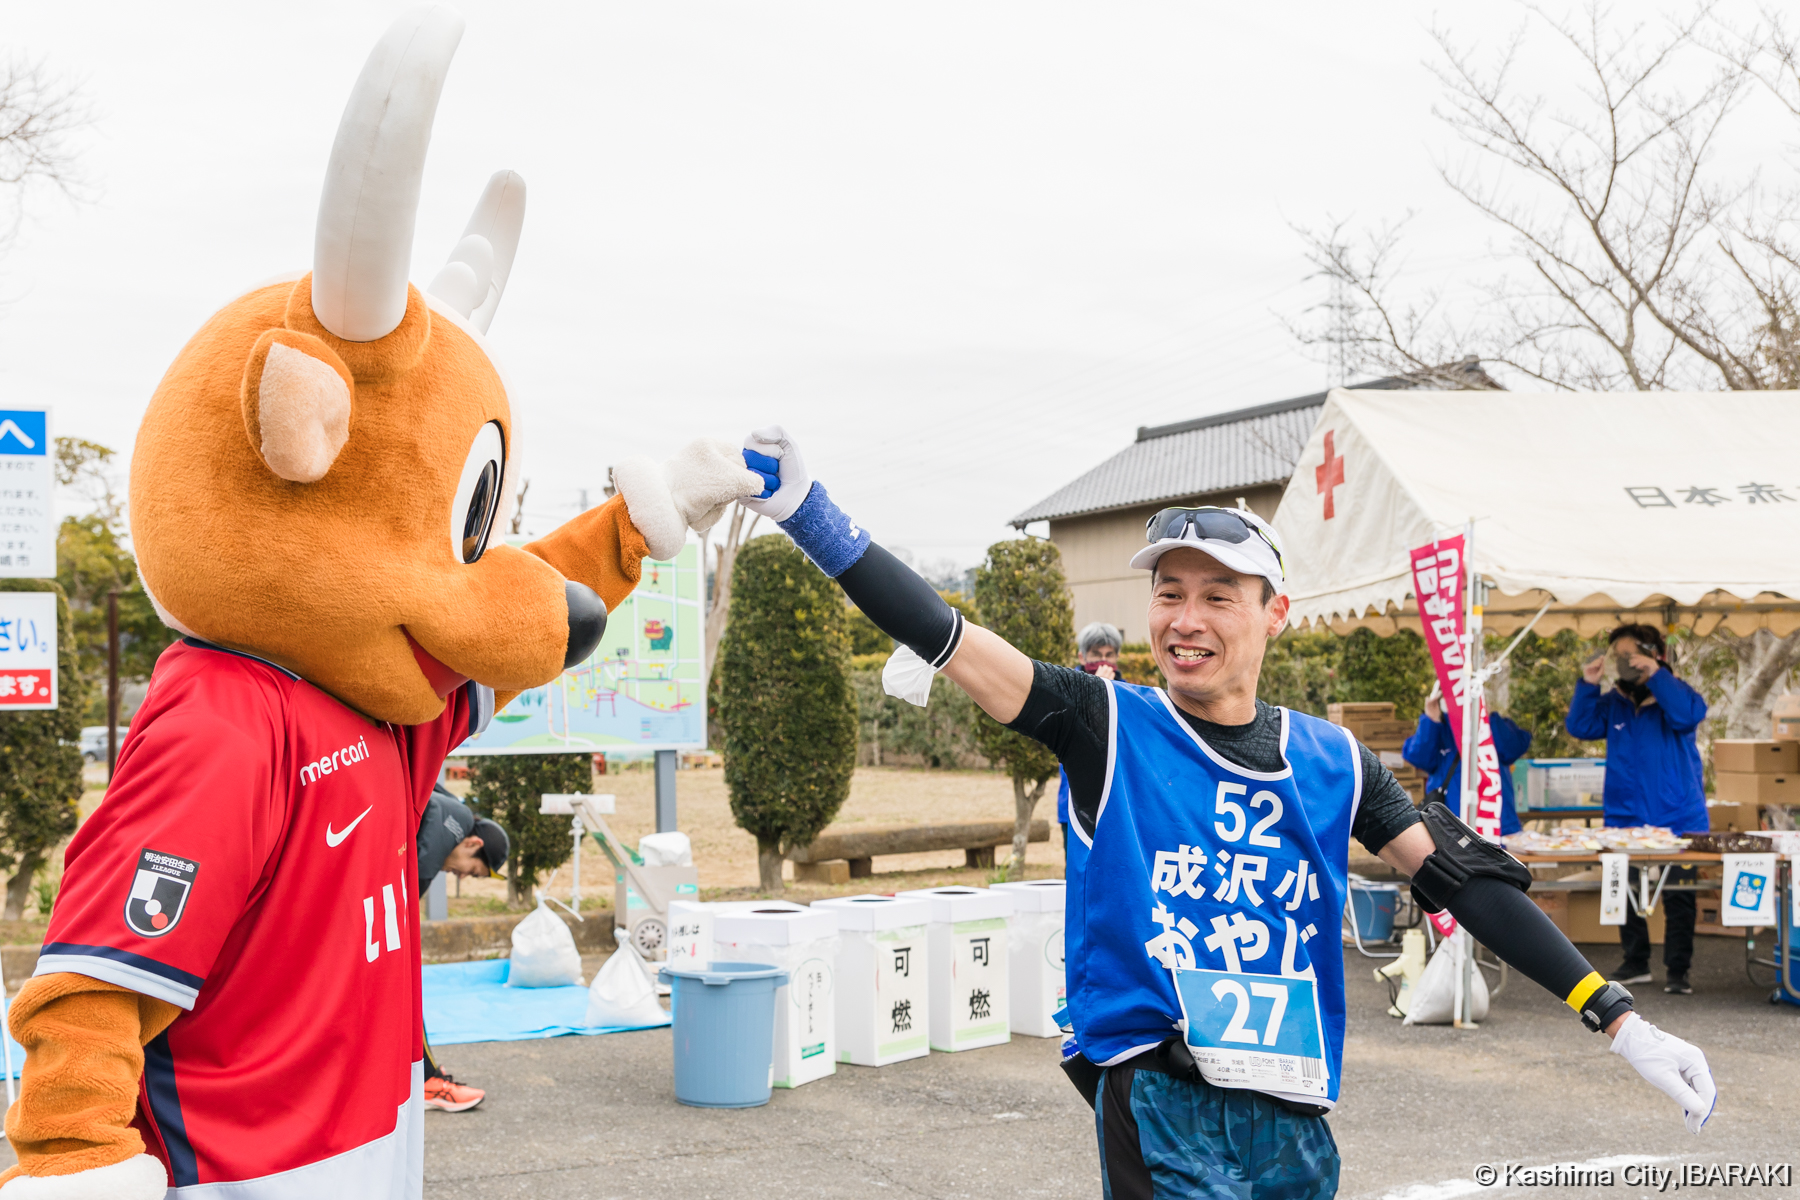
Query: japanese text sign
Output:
[[0, 410, 53, 579], [1408, 535, 1504, 839], [0, 591, 56, 710]]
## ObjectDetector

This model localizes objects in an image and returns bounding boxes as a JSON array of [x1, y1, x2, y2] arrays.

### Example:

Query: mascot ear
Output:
[[241, 331, 355, 482]]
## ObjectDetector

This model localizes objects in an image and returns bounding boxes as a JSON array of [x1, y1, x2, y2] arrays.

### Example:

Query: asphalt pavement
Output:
[[419, 935, 1797, 1199], [0, 936, 1790, 1196]]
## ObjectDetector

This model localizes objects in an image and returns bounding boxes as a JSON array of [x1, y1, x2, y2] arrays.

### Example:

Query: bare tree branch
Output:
[[0, 57, 89, 247]]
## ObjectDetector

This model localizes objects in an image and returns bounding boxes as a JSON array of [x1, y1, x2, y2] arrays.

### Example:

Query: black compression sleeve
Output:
[[1444, 876, 1599, 1004], [835, 542, 965, 667]]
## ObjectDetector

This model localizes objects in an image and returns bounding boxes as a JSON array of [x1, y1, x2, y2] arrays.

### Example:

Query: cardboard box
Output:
[[1711, 739, 1800, 775], [1328, 702, 1394, 724], [1772, 693, 1800, 740], [1352, 719, 1413, 742], [1707, 800, 1757, 832], [1531, 880, 1663, 944], [1713, 771, 1800, 806], [1696, 893, 1747, 938]]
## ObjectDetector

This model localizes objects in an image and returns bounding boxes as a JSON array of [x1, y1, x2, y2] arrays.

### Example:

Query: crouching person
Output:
[[417, 783, 509, 1112]]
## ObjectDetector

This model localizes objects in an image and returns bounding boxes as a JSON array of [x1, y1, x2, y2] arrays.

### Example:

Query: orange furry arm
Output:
[[521, 494, 648, 611], [0, 974, 181, 1182], [492, 496, 649, 710]]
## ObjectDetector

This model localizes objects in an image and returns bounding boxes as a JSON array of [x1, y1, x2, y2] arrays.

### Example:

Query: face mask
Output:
[[1614, 654, 1643, 684]]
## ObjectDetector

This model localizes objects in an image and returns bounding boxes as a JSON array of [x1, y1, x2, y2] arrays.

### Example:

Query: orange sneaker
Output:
[[423, 1074, 485, 1112]]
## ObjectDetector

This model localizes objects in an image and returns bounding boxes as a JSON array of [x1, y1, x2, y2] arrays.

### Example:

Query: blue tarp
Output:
[[422, 959, 669, 1046], [0, 997, 21, 1079]]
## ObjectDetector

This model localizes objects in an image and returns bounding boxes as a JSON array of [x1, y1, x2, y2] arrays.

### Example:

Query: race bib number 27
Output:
[[1173, 968, 1328, 1097]]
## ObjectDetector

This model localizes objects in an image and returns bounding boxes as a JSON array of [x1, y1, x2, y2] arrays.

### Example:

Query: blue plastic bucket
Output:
[[1349, 882, 1399, 943], [657, 961, 789, 1108]]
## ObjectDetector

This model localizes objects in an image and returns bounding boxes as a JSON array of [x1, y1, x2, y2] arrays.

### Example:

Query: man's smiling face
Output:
[[1147, 547, 1289, 715]]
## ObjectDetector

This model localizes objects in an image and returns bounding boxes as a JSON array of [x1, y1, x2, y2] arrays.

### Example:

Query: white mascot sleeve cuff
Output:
[[882, 644, 937, 707], [0, 1154, 169, 1200], [612, 456, 685, 561]]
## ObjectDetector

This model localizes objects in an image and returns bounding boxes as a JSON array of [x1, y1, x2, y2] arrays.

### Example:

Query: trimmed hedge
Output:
[[716, 536, 857, 889]]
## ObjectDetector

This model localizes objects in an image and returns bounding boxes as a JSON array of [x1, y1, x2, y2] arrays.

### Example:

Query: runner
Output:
[[739, 427, 1716, 1199]]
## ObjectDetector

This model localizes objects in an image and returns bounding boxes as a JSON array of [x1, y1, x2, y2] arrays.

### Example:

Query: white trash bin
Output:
[[895, 886, 1013, 1052], [813, 894, 931, 1066], [992, 880, 1065, 1037], [664, 899, 807, 971], [713, 906, 838, 1087]]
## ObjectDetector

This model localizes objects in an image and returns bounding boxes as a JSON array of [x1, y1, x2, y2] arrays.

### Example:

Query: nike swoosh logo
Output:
[[326, 806, 373, 848]]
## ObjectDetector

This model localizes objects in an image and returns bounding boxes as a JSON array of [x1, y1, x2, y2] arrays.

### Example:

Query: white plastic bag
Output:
[[639, 831, 693, 867], [1402, 934, 1489, 1025], [882, 644, 936, 707], [585, 942, 670, 1027], [505, 901, 585, 988]]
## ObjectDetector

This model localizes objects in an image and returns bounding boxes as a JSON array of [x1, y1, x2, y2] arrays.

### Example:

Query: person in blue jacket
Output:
[[1402, 681, 1533, 835], [1565, 624, 1708, 996], [1059, 623, 1123, 848]]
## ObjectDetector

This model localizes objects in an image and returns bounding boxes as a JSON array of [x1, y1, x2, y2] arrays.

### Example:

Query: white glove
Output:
[[740, 425, 813, 522], [0, 1153, 169, 1198], [1609, 1012, 1716, 1133], [613, 439, 763, 560]]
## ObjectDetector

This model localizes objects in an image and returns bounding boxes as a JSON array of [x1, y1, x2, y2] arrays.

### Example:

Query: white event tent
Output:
[[1272, 389, 1800, 637]]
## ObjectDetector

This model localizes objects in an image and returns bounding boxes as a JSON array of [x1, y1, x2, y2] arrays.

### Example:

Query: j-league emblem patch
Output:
[[124, 849, 199, 938]]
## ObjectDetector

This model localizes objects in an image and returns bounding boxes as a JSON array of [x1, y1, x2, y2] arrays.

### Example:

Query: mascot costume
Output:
[[0, 8, 760, 1197]]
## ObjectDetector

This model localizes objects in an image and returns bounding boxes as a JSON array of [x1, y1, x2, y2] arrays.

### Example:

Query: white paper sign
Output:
[[1598, 853, 1630, 926], [0, 591, 56, 710], [1721, 853, 1779, 927], [665, 900, 712, 970], [0, 409, 53, 578], [1792, 855, 1800, 927]]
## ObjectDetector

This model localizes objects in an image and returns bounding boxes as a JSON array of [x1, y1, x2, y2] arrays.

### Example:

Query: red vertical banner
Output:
[[1408, 537, 1505, 840]]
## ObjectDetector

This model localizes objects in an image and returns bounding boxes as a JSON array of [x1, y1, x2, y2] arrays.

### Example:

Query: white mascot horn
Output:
[[312, 4, 465, 343], [427, 170, 527, 333]]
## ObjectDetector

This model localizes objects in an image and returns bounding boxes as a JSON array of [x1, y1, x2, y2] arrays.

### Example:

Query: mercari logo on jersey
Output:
[[299, 735, 372, 786], [124, 848, 199, 938]]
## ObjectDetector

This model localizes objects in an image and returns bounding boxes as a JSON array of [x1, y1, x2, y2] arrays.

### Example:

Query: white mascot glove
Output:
[[1609, 1012, 1716, 1133], [740, 425, 813, 522], [613, 439, 764, 560], [0, 1153, 170, 1199]]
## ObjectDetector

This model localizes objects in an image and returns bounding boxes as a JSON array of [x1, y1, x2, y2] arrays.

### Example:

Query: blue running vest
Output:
[[1065, 682, 1359, 1108]]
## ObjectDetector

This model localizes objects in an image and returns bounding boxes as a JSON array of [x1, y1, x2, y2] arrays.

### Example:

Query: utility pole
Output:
[[106, 590, 120, 780]]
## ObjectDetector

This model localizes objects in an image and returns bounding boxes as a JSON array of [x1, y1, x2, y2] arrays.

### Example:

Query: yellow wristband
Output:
[[1565, 970, 1606, 1013]]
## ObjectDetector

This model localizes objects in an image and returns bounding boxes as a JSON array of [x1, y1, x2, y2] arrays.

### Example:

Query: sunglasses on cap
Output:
[[1144, 506, 1285, 577]]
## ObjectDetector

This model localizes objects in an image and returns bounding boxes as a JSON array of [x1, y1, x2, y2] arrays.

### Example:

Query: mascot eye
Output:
[[450, 421, 505, 564]]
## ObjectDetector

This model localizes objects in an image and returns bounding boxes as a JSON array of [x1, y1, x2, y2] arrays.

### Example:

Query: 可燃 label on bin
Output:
[[1174, 968, 1328, 1097]]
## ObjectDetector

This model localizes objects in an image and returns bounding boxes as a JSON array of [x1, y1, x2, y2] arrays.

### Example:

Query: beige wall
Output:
[[1048, 484, 1284, 645]]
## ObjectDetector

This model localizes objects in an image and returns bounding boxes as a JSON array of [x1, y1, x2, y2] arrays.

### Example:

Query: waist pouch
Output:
[[1409, 800, 1533, 914]]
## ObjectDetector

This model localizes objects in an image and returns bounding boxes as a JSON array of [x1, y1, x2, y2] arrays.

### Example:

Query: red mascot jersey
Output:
[[37, 639, 493, 1196]]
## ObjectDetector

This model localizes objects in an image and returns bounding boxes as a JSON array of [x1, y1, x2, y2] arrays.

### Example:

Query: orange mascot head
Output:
[[128, 7, 606, 725]]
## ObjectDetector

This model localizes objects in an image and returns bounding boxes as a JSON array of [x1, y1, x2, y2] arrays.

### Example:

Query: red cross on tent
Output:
[[1315, 429, 1345, 520]]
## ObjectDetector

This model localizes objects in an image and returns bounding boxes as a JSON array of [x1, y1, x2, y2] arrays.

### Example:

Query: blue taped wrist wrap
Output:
[[779, 482, 871, 578]]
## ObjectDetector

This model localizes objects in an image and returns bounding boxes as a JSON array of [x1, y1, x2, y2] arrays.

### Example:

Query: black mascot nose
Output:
[[563, 581, 608, 668]]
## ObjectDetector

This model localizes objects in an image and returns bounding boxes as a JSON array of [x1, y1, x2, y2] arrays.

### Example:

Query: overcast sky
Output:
[[0, 2, 1767, 566]]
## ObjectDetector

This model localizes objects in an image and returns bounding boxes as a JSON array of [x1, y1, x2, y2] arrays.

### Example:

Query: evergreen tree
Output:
[[716, 535, 857, 892], [54, 439, 178, 722], [0, 581, 85, 918], [465, 752, 590, 909], [973, 538, 1073, 878]]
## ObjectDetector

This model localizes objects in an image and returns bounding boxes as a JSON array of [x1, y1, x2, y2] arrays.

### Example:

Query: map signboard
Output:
[[457, 541, 706, 754]]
